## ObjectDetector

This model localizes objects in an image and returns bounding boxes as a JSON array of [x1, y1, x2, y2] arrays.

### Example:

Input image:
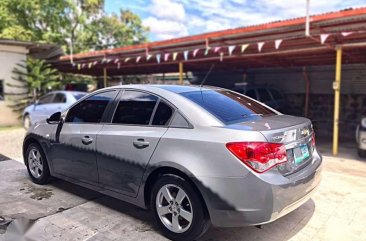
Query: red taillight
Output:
[[226, 142, 288, 173]]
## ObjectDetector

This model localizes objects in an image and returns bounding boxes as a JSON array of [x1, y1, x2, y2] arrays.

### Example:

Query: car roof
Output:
[[105, 84, 221, 94]]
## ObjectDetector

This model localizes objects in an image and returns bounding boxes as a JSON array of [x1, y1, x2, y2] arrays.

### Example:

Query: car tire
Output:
[[23, 114, 31, 130], [358, 148, 366, 158], [25, 143, 51, 185], [150, 175, 209, 241]]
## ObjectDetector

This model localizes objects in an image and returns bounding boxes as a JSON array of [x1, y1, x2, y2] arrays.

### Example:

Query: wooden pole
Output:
[[332, 46, 342, 155], [103, 67, 107, 88], [179, 62, 183, 85]]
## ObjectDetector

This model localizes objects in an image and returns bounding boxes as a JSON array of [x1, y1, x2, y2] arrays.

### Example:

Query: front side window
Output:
[[65, 91, 116, 123], [38, 94, 54, 104], [180, 90, 276, 125], [112, 91, 158, 125], [53, 93, 66, 103], [152, 101, 173, 126]]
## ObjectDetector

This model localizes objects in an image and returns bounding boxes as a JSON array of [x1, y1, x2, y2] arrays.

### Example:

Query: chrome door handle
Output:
[[81, 136, 93, 145], [133, 139, 150, 149]]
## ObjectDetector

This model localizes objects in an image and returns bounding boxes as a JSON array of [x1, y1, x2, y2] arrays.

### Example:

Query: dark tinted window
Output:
[[112, 91, 158, 125], [38, 94, 54, 104], [257, 88, 272, 102], [245, 89, 257, 99], [180, 90, 276, 125], [65, 91, 116, 123], [53, 93, 66, 103], [0, 80, 3, 101], [152, 101, 173, 126], [271, 89, 283, 100]]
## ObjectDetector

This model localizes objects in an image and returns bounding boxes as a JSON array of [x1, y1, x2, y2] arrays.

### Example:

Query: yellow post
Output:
[[332, 46, 342, 155], [178, 62, 184, 85], [103, 67, 107, 88]]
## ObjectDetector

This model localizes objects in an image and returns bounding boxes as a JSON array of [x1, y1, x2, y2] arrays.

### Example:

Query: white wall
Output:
[[0, 44, 28, 126]]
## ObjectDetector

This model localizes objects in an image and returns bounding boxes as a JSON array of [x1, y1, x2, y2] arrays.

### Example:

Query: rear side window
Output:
[[53, 93, 66, 103], [72, 93, 87, 100], [112, 91, 158, 125], [257, 88, 272, 102], [180, 90, 276, 125], [38, 94, 54, 104], [152, 101, 173, 126], [65, 91, 116, 123]]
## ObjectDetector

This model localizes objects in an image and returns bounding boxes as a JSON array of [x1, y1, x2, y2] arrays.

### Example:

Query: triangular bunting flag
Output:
[[77, 63, 81, 70], [81, 63, 86, 69], [241, 44, 249, 53], [183, 51, 189, 61], [275, 39, 283, 50], [320, 34, 330, 44], [106, 58, 112, 63], [93, 61, 98, 66], [204, 48, 210, 55], [228, 45, 236, 56], [88, 62, 93, 69], [258, 42, 265, 52], [136, 56, 141, 63], [193, 49, 200, 57], [156, 54, 161, 63], [220, 52, 224, 62], [173, 52, 178, 61], [214, 46, 221, 53], [146, 54, 152, 61], [164, 53, 170, 61], [125, 57, 130, 63], [341, 32, 353, 37], [114, 58, 119, 64]]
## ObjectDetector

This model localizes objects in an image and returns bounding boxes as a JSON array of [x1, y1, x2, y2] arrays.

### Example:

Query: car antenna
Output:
[[199, 64, 215, 88]]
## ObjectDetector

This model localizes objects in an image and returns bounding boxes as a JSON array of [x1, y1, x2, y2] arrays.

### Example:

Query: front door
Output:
[[97, 90, 174, 196], [51, 90, 118, 184]]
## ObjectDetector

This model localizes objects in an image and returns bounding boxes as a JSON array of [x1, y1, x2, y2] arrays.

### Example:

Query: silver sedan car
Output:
[[23, 85, 322, 240]]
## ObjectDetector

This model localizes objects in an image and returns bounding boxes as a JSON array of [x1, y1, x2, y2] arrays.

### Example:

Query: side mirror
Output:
[[47, 112, 61, 124]]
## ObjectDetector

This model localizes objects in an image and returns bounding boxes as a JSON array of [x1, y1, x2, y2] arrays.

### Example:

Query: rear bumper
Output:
[[198, 149, 322, 227]]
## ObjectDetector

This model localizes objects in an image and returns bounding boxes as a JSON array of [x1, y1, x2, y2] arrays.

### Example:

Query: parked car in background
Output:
[[232, 84, 285, 111], [22, 91, 87, 129], [23, 85, 322, 241], [356, 117, 366, 158]]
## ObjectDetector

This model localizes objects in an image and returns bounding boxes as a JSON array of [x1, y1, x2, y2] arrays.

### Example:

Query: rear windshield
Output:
[[180, 90, 276, 125], [72, 93, 87, 100]]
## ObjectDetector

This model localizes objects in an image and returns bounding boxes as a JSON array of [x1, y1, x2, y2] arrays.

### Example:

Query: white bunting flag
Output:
[[101, 57, 106, 63], [88, 62, 92, 69], [275, 39, 283, 50], [77, 63, 81, 70], [228, 45, 236, 56], [173, 52, 178, 61], [320, 34, 330, 44], [93, 60, 98, 66], [106, 58, 112, 63], [204, 48, 210, 55], [341, 32, 353, 37], [124, 57, 130, 63], [183, 51, 189, 61], [257, 42, 265, 52], [136, 56, 141, 63], [118, 63, 121, 69], [146, 54, 152, 61], [114, 58, 120, 64], [214, 46, 221, 53], [220, 52, 224, 62], [193, 48, 200, 57], [156, 54, 161, 63], [241, 44, 249, 53], [164, 53, 170, 61]]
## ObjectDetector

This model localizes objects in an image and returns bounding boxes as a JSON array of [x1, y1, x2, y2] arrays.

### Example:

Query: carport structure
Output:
[[52, 8, 366, 155]]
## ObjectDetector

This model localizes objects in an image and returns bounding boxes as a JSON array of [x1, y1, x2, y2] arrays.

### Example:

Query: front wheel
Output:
[[151, 175, 209, 241], [26, 143, 51, 184], [358, 148, 366, 158]]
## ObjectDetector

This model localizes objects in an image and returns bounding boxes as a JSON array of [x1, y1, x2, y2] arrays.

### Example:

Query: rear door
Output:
[[96, 90, 174, 197], [51, 90, 118, 184]]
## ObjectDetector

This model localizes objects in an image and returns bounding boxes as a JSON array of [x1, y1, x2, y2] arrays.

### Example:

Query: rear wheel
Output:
[[26, 143, 50, 184], [150, 175, 209, 241], [358, 148, 366, 158], [23, 114, 31, 130]]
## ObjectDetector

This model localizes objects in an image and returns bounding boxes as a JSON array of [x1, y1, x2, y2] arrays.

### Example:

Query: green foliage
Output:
[[6, 58, 61, 113], [0, 0, 148, 53]]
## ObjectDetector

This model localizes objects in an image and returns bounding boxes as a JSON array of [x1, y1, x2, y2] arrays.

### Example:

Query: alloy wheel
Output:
[[28, 147, 43, 178]]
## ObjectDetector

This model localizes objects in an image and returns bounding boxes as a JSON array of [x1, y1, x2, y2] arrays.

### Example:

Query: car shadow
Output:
[[0, 154, 11, 162], [49, 177, 316, 241]]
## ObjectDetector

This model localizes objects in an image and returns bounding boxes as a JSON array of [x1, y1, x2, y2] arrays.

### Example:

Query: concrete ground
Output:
[[0, 128, 366, 241]]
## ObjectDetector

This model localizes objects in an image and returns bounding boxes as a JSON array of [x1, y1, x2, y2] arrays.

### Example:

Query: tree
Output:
[[0, 0, 148, 53], [6, 58, 61, 113]]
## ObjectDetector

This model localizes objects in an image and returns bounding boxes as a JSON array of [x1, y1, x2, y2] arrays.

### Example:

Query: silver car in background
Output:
[[356, 117, 366, 157], [22, 91, 87, 129], [23, 85, 322, 240]]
